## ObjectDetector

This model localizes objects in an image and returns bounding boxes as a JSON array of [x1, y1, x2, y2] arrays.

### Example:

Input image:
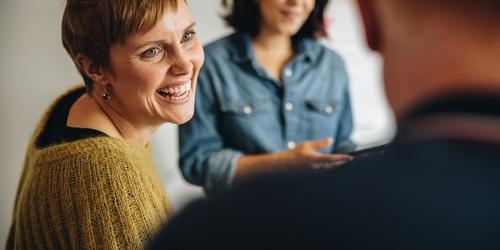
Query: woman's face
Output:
[[104, 0, 204, 126], [258, 0, 315, 36]]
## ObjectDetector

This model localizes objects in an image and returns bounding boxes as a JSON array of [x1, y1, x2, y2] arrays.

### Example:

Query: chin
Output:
[[165, 107, 195, 125], [158, 91, 196, 124], [283, 23, 303, 34], [284, 28, 302, 37], [174, 112, 194, 125]]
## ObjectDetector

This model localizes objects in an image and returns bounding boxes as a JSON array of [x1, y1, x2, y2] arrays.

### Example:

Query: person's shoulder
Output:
[[304, 39, 346, 67], [320, 44, 346, 67], [148, 167, 385, 249], [26, 137, 159, 207], [203, 33, 248, 62], [35, 136, 150, 171], [203, 33, 243, 60]]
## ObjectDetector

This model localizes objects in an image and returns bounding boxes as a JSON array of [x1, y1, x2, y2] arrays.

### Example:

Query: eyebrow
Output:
[[133, 22, 197, 50], [184, 22, 196, 32]]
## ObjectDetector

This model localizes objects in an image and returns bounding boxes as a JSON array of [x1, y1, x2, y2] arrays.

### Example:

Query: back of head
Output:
[[396, 0, 500, 23], [359, 0, 500, 119], [61, 0, 179, 92]]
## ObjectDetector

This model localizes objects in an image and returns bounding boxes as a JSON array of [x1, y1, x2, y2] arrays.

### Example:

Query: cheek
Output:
[[190, 45, 205, 73], [304, 0, 315, 14], [305, 5, 314, 16], [115, 64, 166, 90], [260, 4, 279, 22]]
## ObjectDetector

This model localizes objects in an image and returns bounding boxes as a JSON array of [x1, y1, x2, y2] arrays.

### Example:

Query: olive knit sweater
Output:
[[7, 87, 172, 249]]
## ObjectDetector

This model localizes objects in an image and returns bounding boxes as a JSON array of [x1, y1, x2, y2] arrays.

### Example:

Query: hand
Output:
[[279, 138, 353, 170], [235, 138, 353, 180]]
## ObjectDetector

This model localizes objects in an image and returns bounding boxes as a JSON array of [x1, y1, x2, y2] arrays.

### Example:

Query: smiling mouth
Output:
[[156, 81, 191, 102], [281, 11, 302, 20]]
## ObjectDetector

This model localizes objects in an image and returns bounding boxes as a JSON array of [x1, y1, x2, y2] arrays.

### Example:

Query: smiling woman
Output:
[[6, 0, 204, 249], [178, 0, 354, 194]]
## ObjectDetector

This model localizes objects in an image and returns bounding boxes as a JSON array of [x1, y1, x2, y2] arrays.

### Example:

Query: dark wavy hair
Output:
[[222, 0, 329, 40]]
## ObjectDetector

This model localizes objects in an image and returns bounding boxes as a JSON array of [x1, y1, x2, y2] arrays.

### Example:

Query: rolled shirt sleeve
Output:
[[204, 149, 242, 194], [178, 53, 243, 194]]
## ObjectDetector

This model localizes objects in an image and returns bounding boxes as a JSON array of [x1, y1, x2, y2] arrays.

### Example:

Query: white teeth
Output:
[[157, 81, 192, 99]]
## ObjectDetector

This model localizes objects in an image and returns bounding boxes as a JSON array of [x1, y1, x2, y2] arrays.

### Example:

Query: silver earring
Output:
[[102, 91, 110, 100], [102, 84, 111, 100]]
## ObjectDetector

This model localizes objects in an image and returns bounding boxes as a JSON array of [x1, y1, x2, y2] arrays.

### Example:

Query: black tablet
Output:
[[342, 142, 390, 158]]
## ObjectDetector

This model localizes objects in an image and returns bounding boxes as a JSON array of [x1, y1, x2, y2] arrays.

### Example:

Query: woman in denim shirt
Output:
[[179, 0, 354, 193]]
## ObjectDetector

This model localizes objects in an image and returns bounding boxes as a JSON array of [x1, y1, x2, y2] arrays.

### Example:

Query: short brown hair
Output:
[[62, 0, 179, 92]]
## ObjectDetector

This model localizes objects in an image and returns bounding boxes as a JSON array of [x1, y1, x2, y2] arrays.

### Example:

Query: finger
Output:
[[310, 153, 353, 163], [308, 137, 334, 149]]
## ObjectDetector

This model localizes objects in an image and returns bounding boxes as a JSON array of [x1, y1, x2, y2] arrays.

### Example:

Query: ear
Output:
[[75, 53, 109, 84], [357, 0, 381, 51]]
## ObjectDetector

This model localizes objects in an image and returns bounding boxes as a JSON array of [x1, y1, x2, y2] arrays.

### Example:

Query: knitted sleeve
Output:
[[10, 149, 169, 249]]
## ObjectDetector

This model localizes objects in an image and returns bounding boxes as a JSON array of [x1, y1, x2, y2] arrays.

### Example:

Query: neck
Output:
[[253, 29, 293, 52], [68, 91, 157, 147], [252, 28, 295, 79], [384, 18, 500, 119]]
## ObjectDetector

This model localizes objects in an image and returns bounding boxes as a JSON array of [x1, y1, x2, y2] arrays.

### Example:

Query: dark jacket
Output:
[[150, 93, 500, 250]]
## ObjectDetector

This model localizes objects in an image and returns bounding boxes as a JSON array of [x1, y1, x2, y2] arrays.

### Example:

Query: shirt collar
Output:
[[230, 32, 319, 64], [230, 33, 255, 64], [396, 91, 500, 147], [295, 38, 318, 63], [403, 92, 500, 121]]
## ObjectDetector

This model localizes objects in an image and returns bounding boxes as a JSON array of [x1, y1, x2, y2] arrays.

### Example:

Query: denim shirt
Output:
[[179, 33, 354, 193]]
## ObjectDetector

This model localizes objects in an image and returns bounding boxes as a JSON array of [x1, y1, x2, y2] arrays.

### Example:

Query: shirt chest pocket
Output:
[[220, 97, 273, 116], [304, 99, 341, 140], [219, 97, 277, 143]]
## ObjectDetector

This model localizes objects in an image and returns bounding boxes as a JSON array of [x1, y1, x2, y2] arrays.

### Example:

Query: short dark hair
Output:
[[222, 0, 329, 40]]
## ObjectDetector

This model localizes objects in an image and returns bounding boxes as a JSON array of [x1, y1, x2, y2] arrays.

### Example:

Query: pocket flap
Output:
[[220, 97, 272, 115], [305, 99, 337, 115]]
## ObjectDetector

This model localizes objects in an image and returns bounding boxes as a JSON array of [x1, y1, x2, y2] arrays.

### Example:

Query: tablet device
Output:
[[341, 142, 390, 158]]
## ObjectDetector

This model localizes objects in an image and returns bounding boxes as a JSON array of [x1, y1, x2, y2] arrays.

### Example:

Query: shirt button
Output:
[[324, 104, 334, 114], [287, 140, 296, 149], [243, 106, 253, 114], [285, 102, 294, 111], [284, 68, 293, 77]]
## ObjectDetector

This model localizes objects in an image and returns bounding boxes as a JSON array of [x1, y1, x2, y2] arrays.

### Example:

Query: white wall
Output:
[[327, 0, 395, 145], [1, 0, 79, 246], [0, 0, 394, 245]]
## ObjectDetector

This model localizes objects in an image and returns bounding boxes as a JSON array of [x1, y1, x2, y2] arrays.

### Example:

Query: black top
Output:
[[149, 92, 500, 250], [37, 87, 104, 148]]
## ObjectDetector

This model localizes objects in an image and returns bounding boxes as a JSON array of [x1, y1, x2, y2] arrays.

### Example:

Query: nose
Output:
[[168, 48, 193, 76]]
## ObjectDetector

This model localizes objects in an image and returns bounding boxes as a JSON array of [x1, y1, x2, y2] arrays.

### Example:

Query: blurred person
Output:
[[150, 0, 500, 249], [179, 0, 354, 194], [6, 0, 204, 248]]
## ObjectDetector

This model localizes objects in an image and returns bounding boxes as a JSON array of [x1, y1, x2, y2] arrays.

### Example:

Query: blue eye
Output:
[[141, 47, 163, 58], [182, 31, 196, 42]]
